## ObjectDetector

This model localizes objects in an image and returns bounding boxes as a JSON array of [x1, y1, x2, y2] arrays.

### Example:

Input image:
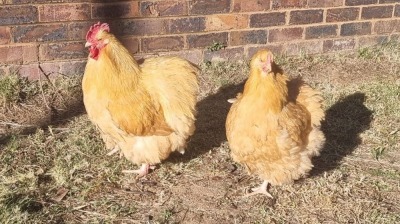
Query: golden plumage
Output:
[[83, 25, 199, 176], [226, 50, 325, 197]]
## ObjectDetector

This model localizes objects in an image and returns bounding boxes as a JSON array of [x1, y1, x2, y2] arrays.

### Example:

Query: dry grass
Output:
[[1, 42, 399, 223], [0, 73, 83, 138]]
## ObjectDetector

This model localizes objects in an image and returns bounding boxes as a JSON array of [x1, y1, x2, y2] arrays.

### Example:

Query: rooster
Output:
[[82, 22, 199, 177], [226, 50, 325, 197]]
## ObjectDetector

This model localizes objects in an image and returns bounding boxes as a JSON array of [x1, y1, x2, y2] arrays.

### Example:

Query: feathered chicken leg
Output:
[[122, 164, 156, 178], [244, 181, 273, 198]]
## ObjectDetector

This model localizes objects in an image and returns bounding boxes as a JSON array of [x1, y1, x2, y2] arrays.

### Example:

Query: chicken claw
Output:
[[244, 181, 273, 198], [106, 146, 124, 158], [122, 163, 156, 178], [106, 147, 120, 156], [227, 98, 237, 103]]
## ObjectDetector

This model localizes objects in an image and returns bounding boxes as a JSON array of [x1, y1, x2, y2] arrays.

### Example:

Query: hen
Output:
[[82, 22, 199, 177], [226, 50, 325, 197]]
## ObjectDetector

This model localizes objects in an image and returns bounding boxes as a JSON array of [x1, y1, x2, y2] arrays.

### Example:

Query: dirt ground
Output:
[[1, 44, 399, 223]]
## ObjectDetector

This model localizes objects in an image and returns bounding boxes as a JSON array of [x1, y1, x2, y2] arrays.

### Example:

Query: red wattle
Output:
[[89, 46, 99, 60]]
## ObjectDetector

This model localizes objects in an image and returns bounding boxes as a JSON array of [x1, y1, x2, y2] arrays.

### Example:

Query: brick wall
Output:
[[1, 0, 400, 78]]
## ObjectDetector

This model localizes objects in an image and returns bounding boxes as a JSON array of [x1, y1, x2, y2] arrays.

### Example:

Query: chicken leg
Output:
[[106, 146, 123, 158], [122, 164, 156, 178], [106, 146, 120, 156], [244, 181, 273, 198]]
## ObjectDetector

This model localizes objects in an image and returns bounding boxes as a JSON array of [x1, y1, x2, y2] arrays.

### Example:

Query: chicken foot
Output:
[[106, 147, 120, 156], [122, 163, 156, 178], [106, 146, 124, 159], [244, 180, 273, 198]]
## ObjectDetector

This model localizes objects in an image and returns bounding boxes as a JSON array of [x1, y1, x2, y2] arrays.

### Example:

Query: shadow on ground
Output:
[[311, 92, 374, 176], [170, 86, 374, 171], [169, 81, 246, 163]]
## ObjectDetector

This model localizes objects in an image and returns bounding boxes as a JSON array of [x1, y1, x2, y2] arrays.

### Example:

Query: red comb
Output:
[[86, 22, 110, 40]]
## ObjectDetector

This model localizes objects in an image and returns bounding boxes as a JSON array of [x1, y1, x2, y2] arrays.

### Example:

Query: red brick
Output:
[[39, 3, 90, 22], [12, 24, 68, 43], [233, 0, 271, 12], [269, 27, 303, 42], [23, 45, 38, 63], [0, 27, 11, 44], [141, 1, 188, 17], [32, 63, 56, 79], [142, 36, 184, 52], [112, 19, 169, 36], [206, 14, 248, 31], [92, 2, 140, 19], [168, 17, 206, 34], [289, 10, 323, 25], [204, 47, 244, 62], [379, 0, 398, 3], [0, 45, 38, 65], [0, 46, 21, 64], [305, 25, 338, 39], [250, 12, 286, 28], [82, 0, 122, 1], [230, 30, 268, 46], [159, 49, 203, 64], [11, 64, 40, 80], [134, 53, 158, 62], [189, 0, 231, 15], [362, 6, 393, 19], [38, 61, 85, 77], [187, 32, 228, 49], [248, 45, 285, 58], [308, 0, 342, 7], [358, 36, 389, 48], [8, 0, 89, 3], [39, 42, 86, 61], [396, 5, 400, 17], [272, 0, 307, 9], [68, 21, 92, 40], [285, 41, 323, 55], [345, 0, 377, 6], [327, 8, 359, 23], [120, 37, 140, 54], [374, 20, 400, 34], [323, 38, 356, 52], [0, 5, 37, 25], [59, 61, 86, 76], [39, 62, 60, 77], [341, 22, 372, 36]]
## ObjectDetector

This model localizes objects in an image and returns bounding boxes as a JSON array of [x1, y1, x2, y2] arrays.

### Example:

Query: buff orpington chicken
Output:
[[226, 49, 325, 197], [82, 22, 199, 178]]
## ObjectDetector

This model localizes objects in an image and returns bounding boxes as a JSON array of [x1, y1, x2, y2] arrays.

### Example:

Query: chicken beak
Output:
[[265, 63, 272, 72], [262, 53, 273, 73], [262, 63, 272, 74], [85, 42, 92, 48]]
